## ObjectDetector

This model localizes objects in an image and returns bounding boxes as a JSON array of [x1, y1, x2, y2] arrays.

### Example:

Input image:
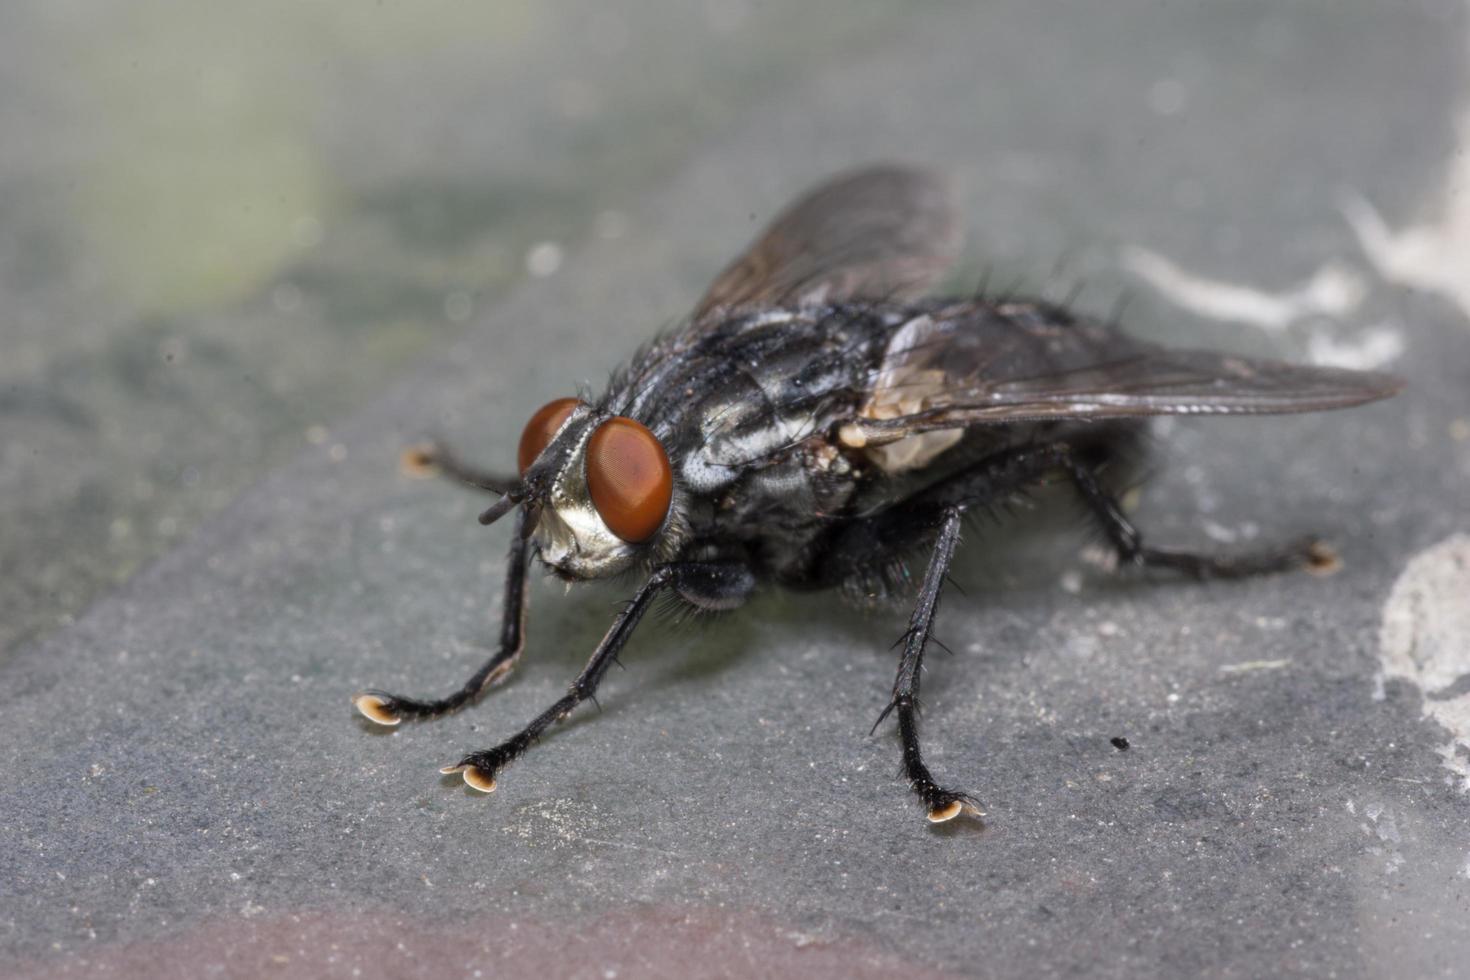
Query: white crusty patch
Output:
[[1378, 532, 1470, 792], [1121, 246, 1366, 333], [1305, 320, 1406, 371], [1121, 246, 1402, 371], [1340, 58, 1470, 324]]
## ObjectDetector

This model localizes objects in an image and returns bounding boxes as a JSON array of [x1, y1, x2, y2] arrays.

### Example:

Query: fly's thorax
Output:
[[529, 405, 688, 580]]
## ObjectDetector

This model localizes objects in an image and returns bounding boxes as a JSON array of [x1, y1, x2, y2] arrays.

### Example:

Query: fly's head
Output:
[[495, 397, 686, 580]]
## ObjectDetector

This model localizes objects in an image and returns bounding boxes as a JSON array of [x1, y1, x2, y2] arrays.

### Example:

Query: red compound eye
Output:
[[517, 398, 580, 475], [585, 417, 672, 543]]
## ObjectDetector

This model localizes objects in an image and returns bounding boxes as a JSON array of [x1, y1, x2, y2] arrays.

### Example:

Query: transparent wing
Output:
[[845, 303, 1403, 445], [693, 165, 963, 319]]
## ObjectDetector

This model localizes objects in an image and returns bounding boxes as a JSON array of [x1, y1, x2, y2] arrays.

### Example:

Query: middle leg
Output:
[[875, 505, 982, 823], [821, 445, 1091, 821], [821, 439, 1329, 820]]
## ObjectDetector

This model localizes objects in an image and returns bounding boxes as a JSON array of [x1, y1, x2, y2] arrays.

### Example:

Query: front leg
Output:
[[352, 504, 535, 725], [442, 562, 754, 793], [401, 441, 517, 494]]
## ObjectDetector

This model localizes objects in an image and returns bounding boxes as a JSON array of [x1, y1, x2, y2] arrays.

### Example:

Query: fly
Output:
[[354, 166, 1401, 823]]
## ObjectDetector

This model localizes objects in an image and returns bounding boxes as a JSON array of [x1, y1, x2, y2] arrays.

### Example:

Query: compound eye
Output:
[[586, 417, 673, 543], [517, 397, 580, 475]]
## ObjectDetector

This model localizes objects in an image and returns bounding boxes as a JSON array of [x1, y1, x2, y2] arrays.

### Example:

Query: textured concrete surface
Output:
[[4, 2, 1470, 978]]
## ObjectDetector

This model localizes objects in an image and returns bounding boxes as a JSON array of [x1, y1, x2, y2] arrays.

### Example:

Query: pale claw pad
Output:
[[441, 763, 497, 793], [926, 799, 985, 823], [352, 693, 402, 727]]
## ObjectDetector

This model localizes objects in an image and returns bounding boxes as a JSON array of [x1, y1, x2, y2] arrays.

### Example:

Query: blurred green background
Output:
[[0, 1, 922, 656]]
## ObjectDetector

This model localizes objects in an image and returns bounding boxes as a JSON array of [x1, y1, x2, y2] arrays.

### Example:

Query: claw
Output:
[[1303, 540, 1341, 577], [927, 800, 965, 823], [353, 692, 402, 726], [399, 444, 440, 478], [926, 797, 984, 823], [440, 763, 498, 793]]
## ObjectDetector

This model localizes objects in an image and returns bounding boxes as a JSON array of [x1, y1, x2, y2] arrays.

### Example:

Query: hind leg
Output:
[[1060, 454, 1333, 579], [818, 444, 1086, 820]]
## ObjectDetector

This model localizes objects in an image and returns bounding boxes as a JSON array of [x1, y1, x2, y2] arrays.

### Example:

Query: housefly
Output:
[[354, 166, 1401, 822]]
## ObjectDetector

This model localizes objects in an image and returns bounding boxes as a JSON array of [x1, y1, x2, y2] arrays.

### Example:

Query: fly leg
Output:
[[870, 441, 1324, 581], [1062, 457, 1331, 579], [872, 505, 985, 823], [442, 562, 754, 794], [824, 445, 1097, 821], [826, 441, 1327, 821], [352, 505, 535, 725], [401, 441, 516, 494]]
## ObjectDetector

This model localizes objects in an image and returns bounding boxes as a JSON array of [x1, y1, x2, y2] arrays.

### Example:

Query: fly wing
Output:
[[843, 303, 1403, 452], [693, 166, 963, 319]]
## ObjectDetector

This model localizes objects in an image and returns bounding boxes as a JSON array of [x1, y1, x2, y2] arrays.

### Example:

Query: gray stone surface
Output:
[[4, 2, 1470, 978]]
